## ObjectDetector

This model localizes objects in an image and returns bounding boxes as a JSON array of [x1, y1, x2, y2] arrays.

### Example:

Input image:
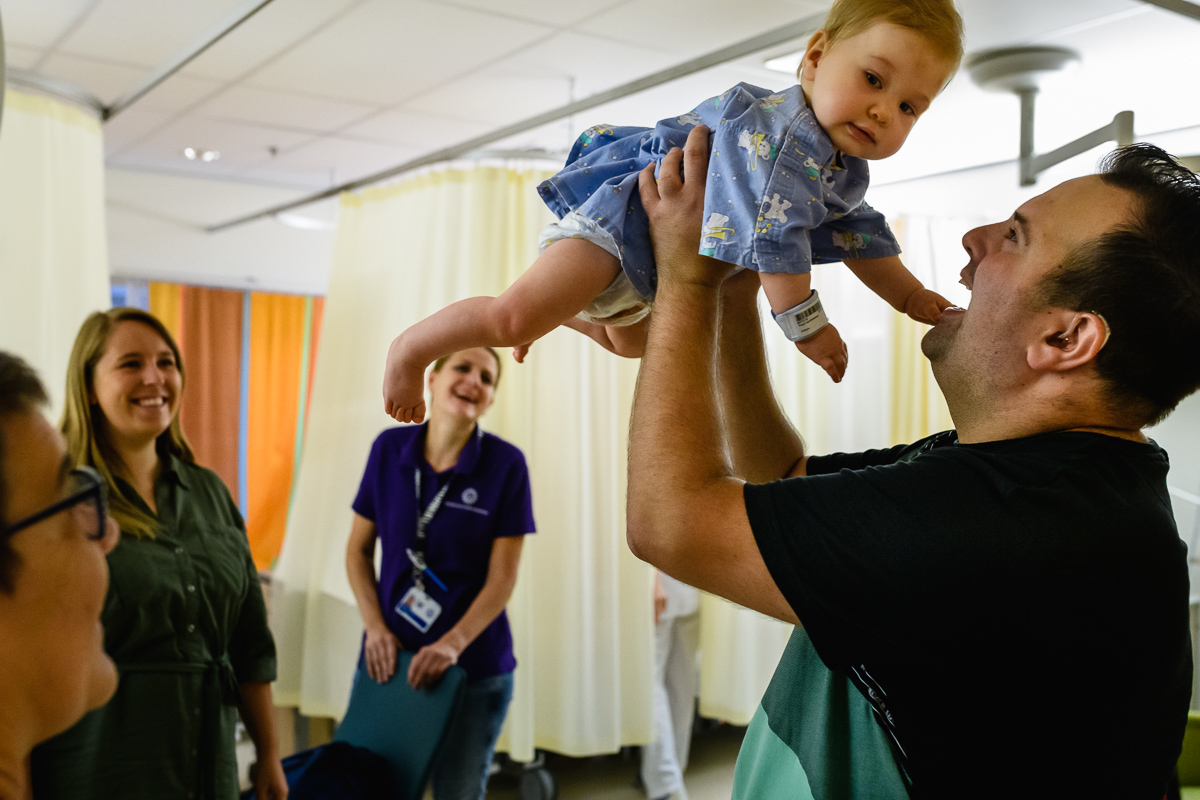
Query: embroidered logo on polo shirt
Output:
[[445, 487, 488, 516]]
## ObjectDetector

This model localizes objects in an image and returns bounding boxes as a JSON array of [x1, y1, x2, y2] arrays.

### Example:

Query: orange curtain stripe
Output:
[[246, 293, 307, 569], [148, 283, 184, 348], [178, 286, 243, 499]]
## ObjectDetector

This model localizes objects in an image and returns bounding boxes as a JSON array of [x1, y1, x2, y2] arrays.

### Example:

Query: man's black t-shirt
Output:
[[744, 430, 1191, 798]]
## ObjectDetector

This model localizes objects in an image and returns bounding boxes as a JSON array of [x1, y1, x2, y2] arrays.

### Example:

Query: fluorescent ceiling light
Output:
[[274, 212, 336, 232], [764, 51, 803, 75], [183, 147, 220, 162]]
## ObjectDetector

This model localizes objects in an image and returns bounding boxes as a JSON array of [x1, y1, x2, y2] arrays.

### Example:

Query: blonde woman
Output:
[[30, 308, 287, 800]]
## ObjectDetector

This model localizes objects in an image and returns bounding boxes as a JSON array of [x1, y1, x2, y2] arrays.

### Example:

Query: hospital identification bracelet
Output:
[[772, 290, 829, 342]]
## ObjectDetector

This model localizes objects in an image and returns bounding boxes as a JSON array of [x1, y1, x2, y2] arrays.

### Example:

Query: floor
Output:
[[483, 722, 745, 800]]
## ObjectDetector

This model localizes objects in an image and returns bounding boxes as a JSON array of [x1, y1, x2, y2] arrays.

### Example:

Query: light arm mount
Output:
[[1017, 90, 1133, 186], [967, 46, 1134, 187]]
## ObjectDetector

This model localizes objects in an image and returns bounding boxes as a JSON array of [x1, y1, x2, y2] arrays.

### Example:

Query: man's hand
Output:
[[639, 126, 736, 290]]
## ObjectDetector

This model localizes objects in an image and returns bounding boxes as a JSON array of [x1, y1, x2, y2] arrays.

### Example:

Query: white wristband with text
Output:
[[773, 290, 829, 341]]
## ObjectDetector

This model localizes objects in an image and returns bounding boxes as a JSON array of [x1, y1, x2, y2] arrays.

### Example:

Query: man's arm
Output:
[[716, 270, 808, 481], [626, 127, 799, 625]]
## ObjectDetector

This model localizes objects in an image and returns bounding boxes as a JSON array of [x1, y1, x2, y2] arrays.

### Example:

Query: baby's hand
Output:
[[905, 288, 953, 325], [382, 337, 427, 423], [794, 323, 848, 383]]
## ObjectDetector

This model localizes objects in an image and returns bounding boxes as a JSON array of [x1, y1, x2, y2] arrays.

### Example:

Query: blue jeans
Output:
[[431, 671, 514, 800]]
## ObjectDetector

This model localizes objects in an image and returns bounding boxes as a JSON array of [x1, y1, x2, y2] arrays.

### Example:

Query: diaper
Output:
[[538, 212, 652, 327]]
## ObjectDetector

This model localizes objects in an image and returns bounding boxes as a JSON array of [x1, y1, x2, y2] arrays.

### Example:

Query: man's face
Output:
[[0, 410, 118, 742], [922, 176, 1136, 404]]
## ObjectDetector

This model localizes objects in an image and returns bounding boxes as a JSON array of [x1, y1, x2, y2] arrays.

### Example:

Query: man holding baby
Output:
[[628, 126, 1199, 798]]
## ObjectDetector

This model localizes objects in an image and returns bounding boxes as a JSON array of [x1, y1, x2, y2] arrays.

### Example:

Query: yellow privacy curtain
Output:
[[0, 88, 109, 409], [270, 164, 654, 760]]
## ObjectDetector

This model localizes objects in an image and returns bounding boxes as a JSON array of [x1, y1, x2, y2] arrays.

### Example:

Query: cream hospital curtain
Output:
[[270, 164, 655, 760], [0, 88, 109, 410]]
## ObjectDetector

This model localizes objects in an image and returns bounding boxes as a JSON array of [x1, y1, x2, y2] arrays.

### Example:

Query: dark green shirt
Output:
[[32, 454, 276, 800]]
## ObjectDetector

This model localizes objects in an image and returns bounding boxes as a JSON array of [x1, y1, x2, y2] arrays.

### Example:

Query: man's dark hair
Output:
[[1037, 144, 1200, 425], [0, 352, 50, 593]]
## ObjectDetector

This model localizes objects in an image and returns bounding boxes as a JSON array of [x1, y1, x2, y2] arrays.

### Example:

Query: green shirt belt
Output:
[[122, 654, 241, 794]]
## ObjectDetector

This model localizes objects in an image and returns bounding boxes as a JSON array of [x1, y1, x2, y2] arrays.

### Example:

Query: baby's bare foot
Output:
[[382, 339, 428, 423], [512, 343, 532, 363]]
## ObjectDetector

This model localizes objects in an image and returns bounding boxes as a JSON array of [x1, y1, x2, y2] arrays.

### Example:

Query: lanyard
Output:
[[412, 468, 453, 592]]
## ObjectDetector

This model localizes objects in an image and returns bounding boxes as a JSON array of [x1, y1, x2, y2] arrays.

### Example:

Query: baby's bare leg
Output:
[[383, 239, 621, 422], [561, 317, 649, 358], [759, 271, 848, 383]]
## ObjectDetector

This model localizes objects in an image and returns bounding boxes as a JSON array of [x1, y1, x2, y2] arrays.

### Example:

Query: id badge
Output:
[[396, 586, 442, 633]]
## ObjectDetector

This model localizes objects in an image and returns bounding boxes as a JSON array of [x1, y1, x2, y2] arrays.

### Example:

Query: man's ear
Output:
[[1028, 311, 1109, 372], [800, 30, 828, 83]]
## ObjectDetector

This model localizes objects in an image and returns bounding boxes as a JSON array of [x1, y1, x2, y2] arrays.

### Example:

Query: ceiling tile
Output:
[[56, 0, 250, 69], [36, 52, 223, 110], [402, 71, 574, 127], [0, 0, 95, 50], [4, 45, 44, 70], [428, 0, 629, 29], [108, 115, 313, 178], [577, 0, 829, 55], [107, 165, 323, 224], [193, 85, 381, 134], [36, 53, 143, 105], [958, 0, 1143, 52], [340, 110, 491, 150], [103, 107, 175, 155], [489, 31, 682, 100], [246, 0, 554, 105], [178, 0, 363, 82], [248, 135, 421, 186]]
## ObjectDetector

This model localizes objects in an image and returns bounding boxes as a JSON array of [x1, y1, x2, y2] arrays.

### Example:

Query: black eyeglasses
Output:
[[2, 465, 109, 541]]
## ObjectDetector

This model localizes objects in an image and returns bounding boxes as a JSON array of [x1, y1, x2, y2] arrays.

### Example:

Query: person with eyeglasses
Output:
[[0, 352, 119, 800], [29, 309, 287, 800]]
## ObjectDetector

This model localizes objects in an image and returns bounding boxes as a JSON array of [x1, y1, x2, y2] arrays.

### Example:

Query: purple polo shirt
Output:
[[353, 423, 536, 681]]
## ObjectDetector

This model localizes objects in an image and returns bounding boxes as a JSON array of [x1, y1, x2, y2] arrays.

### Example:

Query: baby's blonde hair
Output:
[[823, 0, 965, 73]]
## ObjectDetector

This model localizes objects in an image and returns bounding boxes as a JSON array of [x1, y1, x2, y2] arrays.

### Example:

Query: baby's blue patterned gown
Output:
[[537, 83, 901, 324]]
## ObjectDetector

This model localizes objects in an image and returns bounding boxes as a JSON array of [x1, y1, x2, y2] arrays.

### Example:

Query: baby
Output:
[[383, 0, 964, 423]]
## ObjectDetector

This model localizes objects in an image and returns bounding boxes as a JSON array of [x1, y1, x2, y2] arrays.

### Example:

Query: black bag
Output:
[[242, 741, 394, 800]]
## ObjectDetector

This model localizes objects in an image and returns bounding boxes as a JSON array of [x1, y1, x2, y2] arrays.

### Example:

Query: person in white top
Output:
[[642, 571, 700, 800]]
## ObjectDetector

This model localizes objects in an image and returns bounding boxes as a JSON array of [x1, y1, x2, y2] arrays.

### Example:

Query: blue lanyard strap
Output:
[[413, 468, 453, 592]]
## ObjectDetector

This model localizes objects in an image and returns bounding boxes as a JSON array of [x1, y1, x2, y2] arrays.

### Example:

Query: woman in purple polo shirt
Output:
[[346, 347, 535, 800]]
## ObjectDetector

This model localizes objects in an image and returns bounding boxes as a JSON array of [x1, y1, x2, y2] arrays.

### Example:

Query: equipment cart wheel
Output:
[[519, 751, 557, 800]]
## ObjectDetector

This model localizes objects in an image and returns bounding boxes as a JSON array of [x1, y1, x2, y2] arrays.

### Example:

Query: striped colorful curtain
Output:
[[246, 293, 325, 569], [125, 281, 324, 569]]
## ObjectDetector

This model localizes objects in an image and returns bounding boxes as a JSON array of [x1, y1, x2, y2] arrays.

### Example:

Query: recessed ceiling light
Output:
[[764, 51, 804, 75], [183, 147, 220, 162], [274, 212, 336, 232]]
